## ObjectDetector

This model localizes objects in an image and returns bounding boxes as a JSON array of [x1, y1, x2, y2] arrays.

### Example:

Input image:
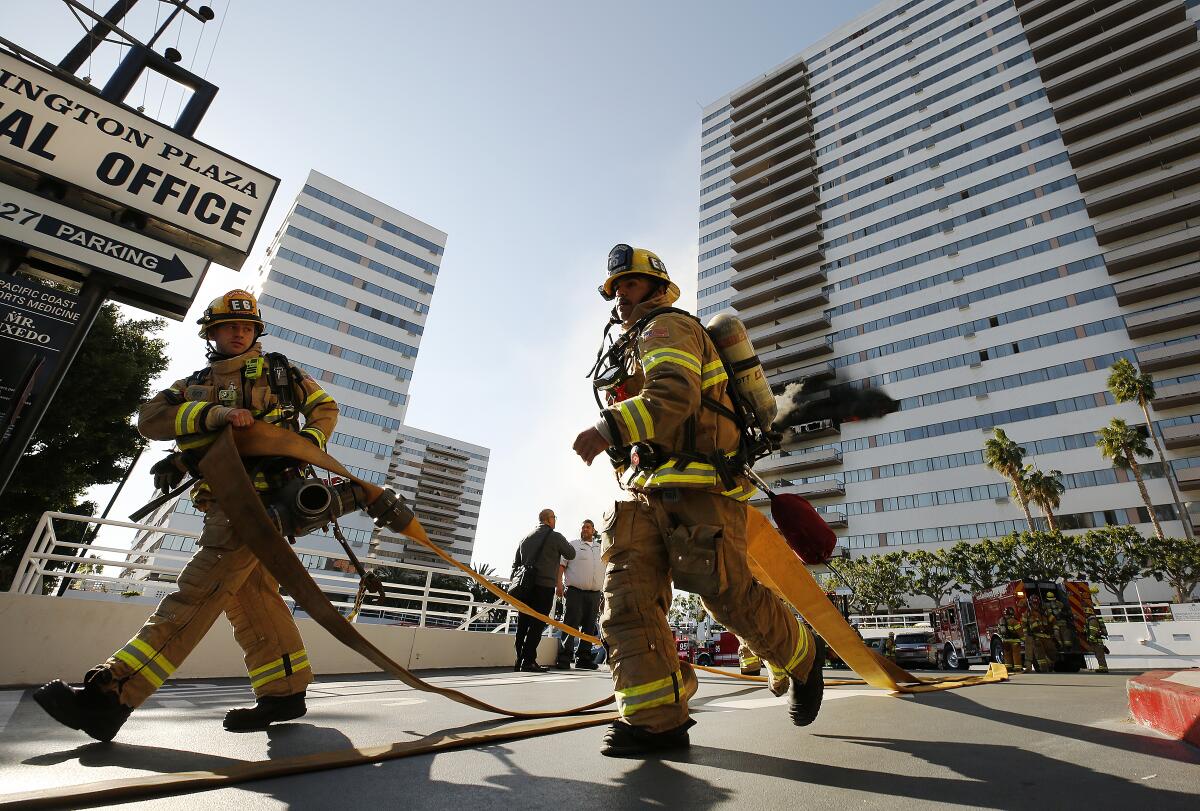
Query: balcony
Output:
[[1151, 379, 1200, 410], [1058, 64, 1200, 144], [1094, 188, 1200, 247], [822, 512, 848, 529], [731, 202, 820, 253], [1113, 262, 1200, 305], [732, 186, 822, 237], [759, 334, 834, 370], [748, 311, 832, 346], [755, 446, 842, 476], [1162, 422, 1200, 450], [768, 361, 836, 389], [1021, 0, 1130, 46], [731, 148, 817, 201], [731, 134, 816, 190], [415, 488, 458, 508], [778, 478, 845, 499], [730, 118, 814, 170], [730, 171, 818, 220], [736, 284, 830, 328], [1125, 297, 1200, 338], [1082, 151, 1200, 215], [1105, 223, 1200, 274], [783, 418, 841, 442], [1176, 466, 1200, 492], [731, 221, 821, 270], [1072, 100, 1200, 180], [731, 60, 807, 119], [414, 501, 458, 520], [1043, 18, 1199, 100], [731, 104, 812, 153], [1029, 0, 1183, 67], [730, 238, 823, 286], [1137, 340, 1200, 372], [732, 83, 812, 141]]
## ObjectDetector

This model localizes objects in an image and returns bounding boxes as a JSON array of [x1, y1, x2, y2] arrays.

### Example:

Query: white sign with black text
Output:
[[0, 182, 208, 318], [0, 51, 277, 268]]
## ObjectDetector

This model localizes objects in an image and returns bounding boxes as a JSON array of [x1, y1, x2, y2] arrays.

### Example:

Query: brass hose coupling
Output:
[[365, 488, 417, 535]]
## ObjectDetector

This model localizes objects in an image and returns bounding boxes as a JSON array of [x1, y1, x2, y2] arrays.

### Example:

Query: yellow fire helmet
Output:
[[196, 289, 265, 339], [600, 244, 680, 306]]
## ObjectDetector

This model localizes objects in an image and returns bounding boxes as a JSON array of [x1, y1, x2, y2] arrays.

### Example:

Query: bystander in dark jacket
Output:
[[512, 508, 575, 672]]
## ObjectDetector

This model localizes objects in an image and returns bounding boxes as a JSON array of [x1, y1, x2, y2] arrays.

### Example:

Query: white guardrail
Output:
[[11, 512, 525, 634]]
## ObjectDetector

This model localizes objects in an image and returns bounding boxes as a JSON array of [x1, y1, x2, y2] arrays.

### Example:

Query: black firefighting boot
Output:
[[223, 691, 307, 731], [600, 719, 695, 758], [33, 669, 132, 742], [788, 636, 826, 727]]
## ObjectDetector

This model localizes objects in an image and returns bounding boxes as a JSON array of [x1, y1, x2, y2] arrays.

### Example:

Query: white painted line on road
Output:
[[0, 693, 22, 734], [155, 700, 196, 709], [382, 699, 426, 707]]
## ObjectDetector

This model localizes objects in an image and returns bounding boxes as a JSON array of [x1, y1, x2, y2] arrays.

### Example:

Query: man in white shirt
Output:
[[555, 519, 605, 670]]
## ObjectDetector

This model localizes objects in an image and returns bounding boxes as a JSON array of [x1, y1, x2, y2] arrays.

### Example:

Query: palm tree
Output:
[[1097, 417, 1164, 540], [1108, 358, 1192, 538], [984, 428, 1035, 531], [1022, 465, 1065, 532]]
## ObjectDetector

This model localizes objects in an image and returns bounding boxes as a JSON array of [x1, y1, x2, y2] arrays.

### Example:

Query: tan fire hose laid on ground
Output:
[[0, 425, 1005, 809]]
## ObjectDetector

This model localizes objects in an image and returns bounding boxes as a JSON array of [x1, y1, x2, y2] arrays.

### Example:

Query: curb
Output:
[[1127, 669, 1200, 747]]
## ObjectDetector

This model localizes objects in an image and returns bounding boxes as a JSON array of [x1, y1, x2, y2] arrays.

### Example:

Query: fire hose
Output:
[[0, 424, 1006, 808]]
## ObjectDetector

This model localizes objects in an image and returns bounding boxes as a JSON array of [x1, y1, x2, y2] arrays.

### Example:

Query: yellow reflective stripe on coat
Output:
[[249, 649, 310, 689], [174, 401, 209, 436], [614, 671, 680, 717], [641, 347, 701, 376], [628, 454, 757, 500], [616, 397, 655, 442], [700, 359, 728, 390], [304, 388, 333, 410], [177, 432, 218, 451], [113, 637, 177, 688], [301, 427, 327, 449]]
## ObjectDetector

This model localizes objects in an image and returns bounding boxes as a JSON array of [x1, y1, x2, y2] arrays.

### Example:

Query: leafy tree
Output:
[[905, 548, 956, 606], [0, 304, 167, 591], [1021, 466, 1065, 532], [984, 428, 1035, 531], [945, 538, 1004, 593], [1068, 525, 1150, 604], [828, 556, 876, 614], [1096, 418, 1163, 539], [1146, 537, 1200, 603], [465, 562, 505, 624], [669, 592, 706, 626], [1108, 358, 1190, 537], [867, 552, 911, 612], [999, 530, 1072, 583]]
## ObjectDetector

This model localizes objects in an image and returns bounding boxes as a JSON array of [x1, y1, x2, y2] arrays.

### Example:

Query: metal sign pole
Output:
[[0, 275, 110, 494]]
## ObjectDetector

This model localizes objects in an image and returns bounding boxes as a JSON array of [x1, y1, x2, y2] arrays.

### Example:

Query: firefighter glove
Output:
[[150, 454, 188, 494]]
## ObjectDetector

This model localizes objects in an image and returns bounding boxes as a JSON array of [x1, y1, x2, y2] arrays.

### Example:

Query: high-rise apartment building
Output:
[[129, 171, 488, 573], [698, 0, 1200, 565]]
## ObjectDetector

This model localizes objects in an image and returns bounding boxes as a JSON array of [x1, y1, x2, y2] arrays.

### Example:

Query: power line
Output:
[[201, 0, 230, 79]]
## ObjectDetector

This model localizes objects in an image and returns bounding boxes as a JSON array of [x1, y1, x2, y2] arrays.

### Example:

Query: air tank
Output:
[[705, 313, 777, 431]]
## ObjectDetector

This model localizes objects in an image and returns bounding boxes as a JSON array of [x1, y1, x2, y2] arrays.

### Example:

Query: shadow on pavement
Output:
[[916, 688, 1200, 765]]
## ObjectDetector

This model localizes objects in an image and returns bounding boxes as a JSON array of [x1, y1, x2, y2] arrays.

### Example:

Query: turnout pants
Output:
[[1002, 640, 1023, 671], [557, 587, 602, 665], [601, 489, 816, 733], [94, 507, 313, 709]]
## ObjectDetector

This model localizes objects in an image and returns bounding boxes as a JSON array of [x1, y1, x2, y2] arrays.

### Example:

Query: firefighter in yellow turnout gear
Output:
[[574, 246, 822, 757], [33, 290, 338, 741], [999, 607, 1024, 673]]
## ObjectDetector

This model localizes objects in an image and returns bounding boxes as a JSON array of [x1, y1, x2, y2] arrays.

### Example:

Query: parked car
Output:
[[892, 631, 937, 669]]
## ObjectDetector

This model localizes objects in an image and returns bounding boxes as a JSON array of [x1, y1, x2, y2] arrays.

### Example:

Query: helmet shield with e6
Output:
[[197, 289, 265, 339], [599, 244, 680, 305]]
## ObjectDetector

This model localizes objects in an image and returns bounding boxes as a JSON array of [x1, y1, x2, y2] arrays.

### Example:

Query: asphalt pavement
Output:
[[0, 665, 1196, 810]]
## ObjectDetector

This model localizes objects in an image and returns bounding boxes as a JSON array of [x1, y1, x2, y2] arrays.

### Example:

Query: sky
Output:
[[6, 0, 878, 571]]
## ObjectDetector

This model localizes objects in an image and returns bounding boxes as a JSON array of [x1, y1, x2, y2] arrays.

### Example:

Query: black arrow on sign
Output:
[[33, 213, 194, 284]]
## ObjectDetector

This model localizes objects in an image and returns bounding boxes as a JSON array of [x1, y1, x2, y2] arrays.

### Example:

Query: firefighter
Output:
[[33, 290, 338, 741], [574, 245, 823, 757], [882, 631, 897, 662], [999, 607, 1024, 673], [1044, 591, 1067, 648], [1084, 607, 1109, 673], [738, 640, 762, 675], [1023, 597, 1054, 672]]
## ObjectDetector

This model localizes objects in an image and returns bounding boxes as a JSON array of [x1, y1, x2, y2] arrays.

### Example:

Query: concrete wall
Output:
[[0, 593, 557, 687]]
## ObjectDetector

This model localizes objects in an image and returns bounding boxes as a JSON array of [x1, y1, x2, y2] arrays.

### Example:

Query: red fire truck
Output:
[[930, 579, 1094, 672], [675, 629, 741, 667]]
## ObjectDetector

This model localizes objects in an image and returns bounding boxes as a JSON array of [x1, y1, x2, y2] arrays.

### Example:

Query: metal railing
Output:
[[1097, 603, 1175, 623], [847, 612, 930, 630], [11, 511, 526, 633]]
